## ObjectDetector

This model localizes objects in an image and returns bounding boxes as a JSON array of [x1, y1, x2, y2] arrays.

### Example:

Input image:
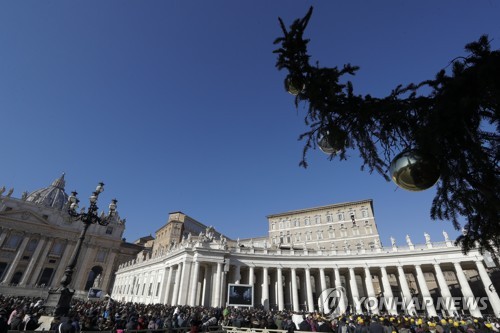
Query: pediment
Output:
[[0, 209, 51, 225]]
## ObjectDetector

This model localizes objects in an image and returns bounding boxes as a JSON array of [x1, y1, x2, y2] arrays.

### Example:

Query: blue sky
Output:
[[1, 1, 498, 247]]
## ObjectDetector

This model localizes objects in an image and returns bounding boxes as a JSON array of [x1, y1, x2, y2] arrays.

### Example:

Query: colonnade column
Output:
[[319, 268, 327, 310], [213, 262, 223, 307], [162, 266, 173, 304], [277, 267, 284, 311], [189, 261, 200, 306], [201, 265, 210, 307], [364, 267, 379, 315], [248, 266, 255, 285], [262, 267, 269, 310], [453, 262, 482, 317], [348, 267, 361, 313], [415, 264, 438, 317], [433, 263, 457, 315], [334, 267, 346, 314], [19, 237, 46, 286], [305, 268, 315, 312], [475, 260, 500, 318], [234, 264, 241, 284], [397, 265, 416, 315], [291, 268, 299, 311], [171, 263, 182, 305], [380, 266, 397, 315], [2, 235, 30, 283]]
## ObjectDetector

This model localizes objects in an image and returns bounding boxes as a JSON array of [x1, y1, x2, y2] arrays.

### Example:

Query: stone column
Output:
[[364, 266, 379, 315], [213, 262, 223, 307], [348, 267, 361, 313], [262, 267, 269, 310], [334, 267, 347, 314], [433, 263, 457, 315], [160, 266, 172, 304], [201, 265, 211, 307], [305, 268, 315, 312], [178, 260, 192, 305], [19, 237, 46, 286], [2, 235, 30, 283], [101, 250, 118, 292], [234, 264, 241, 284], [397, 265, 416, 315], [74, 244, 98, 290], [248, 266, 255, 285], [277, 267, 284, 311], [29, 238, 53, 285], [189, 260, 201, 306], [291, 268, 300, 311], [415, 264, 438, 317], [475, 260, 500, 318], [171, 263, 182, 305], [453, 262, 482, 317], [319, 268, 327, 310], [51, 241, 75, 287], [380, 266, 398, 315]]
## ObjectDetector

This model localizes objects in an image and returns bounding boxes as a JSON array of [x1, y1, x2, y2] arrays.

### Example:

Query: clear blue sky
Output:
[[1, 1, 498, 247]]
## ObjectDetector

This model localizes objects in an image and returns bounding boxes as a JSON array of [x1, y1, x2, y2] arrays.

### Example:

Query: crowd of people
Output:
[[1, 294, 499, 333]]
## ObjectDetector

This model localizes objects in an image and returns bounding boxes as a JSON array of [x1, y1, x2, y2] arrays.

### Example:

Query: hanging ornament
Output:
[[285, 75, 305, 96], [389, 150, 441, 191], [317, 131, 337, 155]]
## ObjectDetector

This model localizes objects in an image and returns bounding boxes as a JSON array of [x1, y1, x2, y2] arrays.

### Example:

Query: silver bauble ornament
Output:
[[317, 131, 338, 155], [389, 150, 440, 191], [285, 75, 305, 96]]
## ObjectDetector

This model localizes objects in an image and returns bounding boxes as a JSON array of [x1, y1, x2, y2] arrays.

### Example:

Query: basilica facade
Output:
[[112, 200, 500, 318], [0, 175, 142, 298]]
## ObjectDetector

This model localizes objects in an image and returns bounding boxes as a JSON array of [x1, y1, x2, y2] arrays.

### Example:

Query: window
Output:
[[365, 226, 373, 234], [50, 242, 65, 256], [4, 234, 22, 250], [304, 217, 310, 226], [315, 215, 321, 224], [328, 226, 335, 238], [340, 229, 347, 237], [286, 220, 291, 228], [337, 213, 344, 221], [271, 223, 276, 230], [352, 228, 360, 236], [317, 231, 324, 240], [293, 218, 300, 227], [106, 227, 113, 235], [326, 214, 333, 222], [362, 210, 369, 218], [279, 221, 284, 229], [27, 239, 39, 252], [340, 224, 345, 229], [306, 232, 312, 241], [350, 212, 356, 223]]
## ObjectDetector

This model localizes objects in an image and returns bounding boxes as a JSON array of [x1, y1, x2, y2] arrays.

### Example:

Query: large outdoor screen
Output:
[[227, 284, 253, 307]]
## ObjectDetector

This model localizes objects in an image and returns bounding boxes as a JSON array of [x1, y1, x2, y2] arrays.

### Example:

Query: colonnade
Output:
[[116, 257, 500, 318]]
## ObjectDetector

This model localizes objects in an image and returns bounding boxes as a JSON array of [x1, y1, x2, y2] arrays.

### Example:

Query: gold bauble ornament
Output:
[[389, 150, 440, 191]]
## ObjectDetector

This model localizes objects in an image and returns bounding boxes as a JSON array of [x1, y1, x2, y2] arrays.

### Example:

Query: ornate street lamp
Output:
[[46, 182, 117, 317]]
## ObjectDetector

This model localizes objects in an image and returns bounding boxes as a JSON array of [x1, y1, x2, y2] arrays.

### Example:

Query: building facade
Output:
[[0, 175, 143, 298], [112, 201, 500, 318]]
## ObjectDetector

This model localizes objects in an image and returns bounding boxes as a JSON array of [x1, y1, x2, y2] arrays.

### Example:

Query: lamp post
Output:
[[46, 182, 117, 317]]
